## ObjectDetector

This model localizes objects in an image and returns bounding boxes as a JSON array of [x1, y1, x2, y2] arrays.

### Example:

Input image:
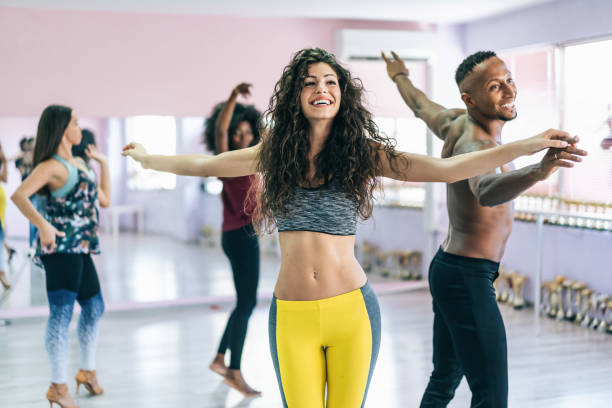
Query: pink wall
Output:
[[0, 7, 429, 118]]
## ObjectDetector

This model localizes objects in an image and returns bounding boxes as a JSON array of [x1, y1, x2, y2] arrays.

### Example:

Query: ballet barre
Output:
[[529, 210, 612, 320]]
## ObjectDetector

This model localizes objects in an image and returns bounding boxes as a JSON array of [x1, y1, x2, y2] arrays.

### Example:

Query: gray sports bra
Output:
[[275, 178, 359, 236]]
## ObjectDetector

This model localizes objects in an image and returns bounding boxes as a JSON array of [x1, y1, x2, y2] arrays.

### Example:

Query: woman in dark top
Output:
[[204, 83, 262, 396]]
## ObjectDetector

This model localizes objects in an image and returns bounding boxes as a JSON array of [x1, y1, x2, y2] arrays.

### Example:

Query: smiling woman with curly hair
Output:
[[123, 48, 571, 407], [254, 48, 396, 233]]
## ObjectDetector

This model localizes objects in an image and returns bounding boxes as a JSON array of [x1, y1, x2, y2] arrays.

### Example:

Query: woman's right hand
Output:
[[521, 129, 578, 155], [121, 142, 148, 163], [39, 222, 65, 252]]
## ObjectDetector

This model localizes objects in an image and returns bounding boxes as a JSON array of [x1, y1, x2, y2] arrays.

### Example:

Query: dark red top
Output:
[[219, 175, 256, 232]]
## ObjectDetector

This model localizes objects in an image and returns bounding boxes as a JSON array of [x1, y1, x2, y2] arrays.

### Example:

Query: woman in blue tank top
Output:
[[11, 105, 111, 408], [122, 49, 574, 407]]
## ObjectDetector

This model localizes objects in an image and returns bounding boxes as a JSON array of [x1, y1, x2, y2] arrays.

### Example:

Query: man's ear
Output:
[[461, 92, 475, 109]]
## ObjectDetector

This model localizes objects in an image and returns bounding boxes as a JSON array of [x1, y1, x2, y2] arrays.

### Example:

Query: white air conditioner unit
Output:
[[335, 29, 438, 62]]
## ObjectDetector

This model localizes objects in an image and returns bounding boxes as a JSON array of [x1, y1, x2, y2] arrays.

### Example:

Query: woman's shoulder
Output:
[[34, 157, 68, 176], [38, 157, 63, 169]]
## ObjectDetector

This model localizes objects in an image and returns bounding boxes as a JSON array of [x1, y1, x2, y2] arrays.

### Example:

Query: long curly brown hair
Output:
[[251, 48, 402, 233]]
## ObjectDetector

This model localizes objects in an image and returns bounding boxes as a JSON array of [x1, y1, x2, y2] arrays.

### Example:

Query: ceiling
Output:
[[0, 0, 557, 24]]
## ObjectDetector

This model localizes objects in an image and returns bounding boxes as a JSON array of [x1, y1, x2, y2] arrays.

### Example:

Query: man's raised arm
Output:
[[382, 50, 465, 140]]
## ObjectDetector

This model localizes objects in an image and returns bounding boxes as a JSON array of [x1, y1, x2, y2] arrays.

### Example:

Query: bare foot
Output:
[[0, 271, 10, 290], [46, 383, 80, 408], [224, 369, 261, 397], [209, 353, 228, 377]]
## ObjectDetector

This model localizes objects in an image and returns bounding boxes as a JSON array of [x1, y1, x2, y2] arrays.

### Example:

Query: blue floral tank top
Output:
[[36, 155, 100, 257]]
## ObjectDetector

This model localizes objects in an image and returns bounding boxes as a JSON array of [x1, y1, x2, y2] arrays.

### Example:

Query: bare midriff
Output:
[[274, 230, 366, 301]]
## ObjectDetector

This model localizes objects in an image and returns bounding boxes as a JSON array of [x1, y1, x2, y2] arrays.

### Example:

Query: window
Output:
[[126, 116, 177, 190], [499, 40, 612, 206], [562, 39, 612, 203], [346, 58, 431, 207], [372, 116, 428, 206]]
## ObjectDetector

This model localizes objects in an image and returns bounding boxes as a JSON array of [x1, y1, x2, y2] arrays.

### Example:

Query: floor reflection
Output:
[[0, 233, 282, 312]]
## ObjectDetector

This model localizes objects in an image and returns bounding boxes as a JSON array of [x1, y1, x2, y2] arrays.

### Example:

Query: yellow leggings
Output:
[[269, 283, 380, 407]]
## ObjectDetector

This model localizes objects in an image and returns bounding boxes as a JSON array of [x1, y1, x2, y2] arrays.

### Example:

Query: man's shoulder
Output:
[[441, 115, 472, 157], [441, 111, 468, 132], [454, 123, 500, 153]]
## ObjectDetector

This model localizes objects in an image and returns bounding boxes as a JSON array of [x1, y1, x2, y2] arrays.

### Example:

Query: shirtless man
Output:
[[382, 50, 587, 408]]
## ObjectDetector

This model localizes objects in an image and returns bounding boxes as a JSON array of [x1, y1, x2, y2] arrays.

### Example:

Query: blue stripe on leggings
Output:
[[268, 297, 289, 408], [360, 283, 381, 408]]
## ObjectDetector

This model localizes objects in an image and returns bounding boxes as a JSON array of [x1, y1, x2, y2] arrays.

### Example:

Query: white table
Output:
[[102, 205, 144, 238]]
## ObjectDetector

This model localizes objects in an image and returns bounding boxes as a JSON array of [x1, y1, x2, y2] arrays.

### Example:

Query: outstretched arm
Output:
[[382, 51, 465, 140], [215, 83, 252, 154], [462, 140, 586, 207], [377, 129, 577, 183], [122, 142, 259, 178]]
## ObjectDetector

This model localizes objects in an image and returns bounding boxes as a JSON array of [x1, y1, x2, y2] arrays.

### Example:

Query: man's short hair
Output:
[[455, 51, 497, 86]]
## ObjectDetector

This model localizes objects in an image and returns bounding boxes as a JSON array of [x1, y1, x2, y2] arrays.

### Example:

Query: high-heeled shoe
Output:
[[75, 369, 104, 395], [46, 383, 79, 408], [0, 271, 10, 290]]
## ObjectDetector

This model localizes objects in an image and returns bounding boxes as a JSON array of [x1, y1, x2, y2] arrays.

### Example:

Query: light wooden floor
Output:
[[2, 291, 612, 407], [1, 236, 612, 407]]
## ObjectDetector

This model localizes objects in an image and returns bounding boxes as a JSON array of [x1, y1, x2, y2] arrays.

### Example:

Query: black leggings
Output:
[[41, 253, 102, 300], [420, 248, 507, 408], [217, 223, 260, 370]]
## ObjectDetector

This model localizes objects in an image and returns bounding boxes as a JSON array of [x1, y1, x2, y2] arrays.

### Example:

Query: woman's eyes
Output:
[[304, 80, 337, 86]]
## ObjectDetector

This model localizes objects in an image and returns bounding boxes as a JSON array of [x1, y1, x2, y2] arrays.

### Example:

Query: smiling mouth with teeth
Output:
[[501, 102, 515, 109], [312, 99, 331, 106]]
